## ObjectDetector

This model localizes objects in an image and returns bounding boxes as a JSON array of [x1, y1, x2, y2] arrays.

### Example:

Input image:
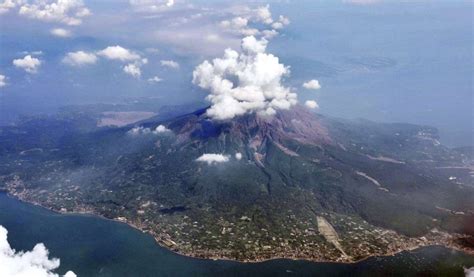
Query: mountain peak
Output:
[[167, 105, 332, 147]]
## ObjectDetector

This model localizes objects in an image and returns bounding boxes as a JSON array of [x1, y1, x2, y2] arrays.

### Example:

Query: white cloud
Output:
[[261, 29, 278, 39], [235, 152, 242, 160], [305, 100, 319, 109], [62, 51, 97, 66], [128, 125, 171, 135], [153, 124, 171, 133], [255, 4, 273, 24], [277, 15, 290, 26], [192, 35, 296, 120], [18, 0, 91, 26], [0, 225, 76, 277], [128, 126, 151, 135], [160, 60, 179, 69], [465, 267, 474, 277], [147, 76, 162, 83], [219, 5, 289, 40], [97, 46, 140, 61], [302, 79, 321, 90], [50, 28, 71, 37], [124, 58, 147, 78], [123, 63, 141, 78], [129, 0, 174, 12], [196, 153, 230, 165], [13, 55, 41, 73], [0, 0, 21, 14], [0, 74, 6, 87]]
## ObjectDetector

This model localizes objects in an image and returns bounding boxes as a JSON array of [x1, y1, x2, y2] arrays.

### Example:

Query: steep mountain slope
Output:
[[0, 106, 473, 262]]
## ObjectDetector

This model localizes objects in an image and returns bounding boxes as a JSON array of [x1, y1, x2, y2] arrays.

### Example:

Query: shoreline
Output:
[[3, 192, 473, 265]]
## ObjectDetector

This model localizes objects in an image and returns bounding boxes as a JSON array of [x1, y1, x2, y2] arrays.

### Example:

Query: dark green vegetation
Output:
[[1, 193, 473, 277], [0, 105, 473, 262]]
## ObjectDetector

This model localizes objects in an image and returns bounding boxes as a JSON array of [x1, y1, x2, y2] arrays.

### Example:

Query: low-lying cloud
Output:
[[192, 35, 296, 120], [0, 225, 76, 277], [196, 153, 230, 165], [128, 125, 171, 135], [305, 100, 319, 109]]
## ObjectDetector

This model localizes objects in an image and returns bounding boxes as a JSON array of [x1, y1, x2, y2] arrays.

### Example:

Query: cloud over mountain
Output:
[[305, 100, 319, 109], [128, 125, 171, 135], [0, 225, 76, 277], [196, 154, 230, 165], [193, 35, 296, 120]]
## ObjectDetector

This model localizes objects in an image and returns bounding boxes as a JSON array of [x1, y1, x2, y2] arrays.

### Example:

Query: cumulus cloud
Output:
[[123, 58, 148, 78], [17, 0, 91, 26], [98, 46, 140, 61], [220, 5, 290, 40], [196, 153, 230, 165], [255, 4, 273, 24], [302, 79, 321, 90], [123, 63, 141, 78], [128, 125, 171, 135], [235, 152, 242, 160], [0, 225, 76, 277], [13, 55, 41, 73], [0, 74, 6, 87], [128, 126, 151, 135], [192, 35, 296, 120], [62, 51, 97, 66], [220, 16, 258, 37], [305, 100, 319, 109], [129, 0, 174, 12], [160, 60, 179, 69], [147, 76, 162, 83], [153, 124, 171, 133], [50, 28, 71, 37]]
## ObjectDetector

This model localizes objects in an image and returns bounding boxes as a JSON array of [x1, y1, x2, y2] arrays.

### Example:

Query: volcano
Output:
[[1, 106, 473, 262]]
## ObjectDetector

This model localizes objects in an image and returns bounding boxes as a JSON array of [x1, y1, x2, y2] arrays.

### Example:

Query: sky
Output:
[[0, 0, 472, 146]]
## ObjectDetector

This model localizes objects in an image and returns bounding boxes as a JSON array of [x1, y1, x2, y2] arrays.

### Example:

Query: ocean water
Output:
[[0, 193, 472, 277]]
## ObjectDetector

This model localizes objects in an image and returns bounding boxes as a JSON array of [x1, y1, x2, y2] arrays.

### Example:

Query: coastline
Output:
[[3, 192, 473, 265]]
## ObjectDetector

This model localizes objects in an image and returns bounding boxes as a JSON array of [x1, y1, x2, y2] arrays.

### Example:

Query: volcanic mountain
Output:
[[1, 106, 473, 262]]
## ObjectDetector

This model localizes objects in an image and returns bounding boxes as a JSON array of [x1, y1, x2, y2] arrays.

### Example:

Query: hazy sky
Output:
[[0, 0, 472, 146]]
